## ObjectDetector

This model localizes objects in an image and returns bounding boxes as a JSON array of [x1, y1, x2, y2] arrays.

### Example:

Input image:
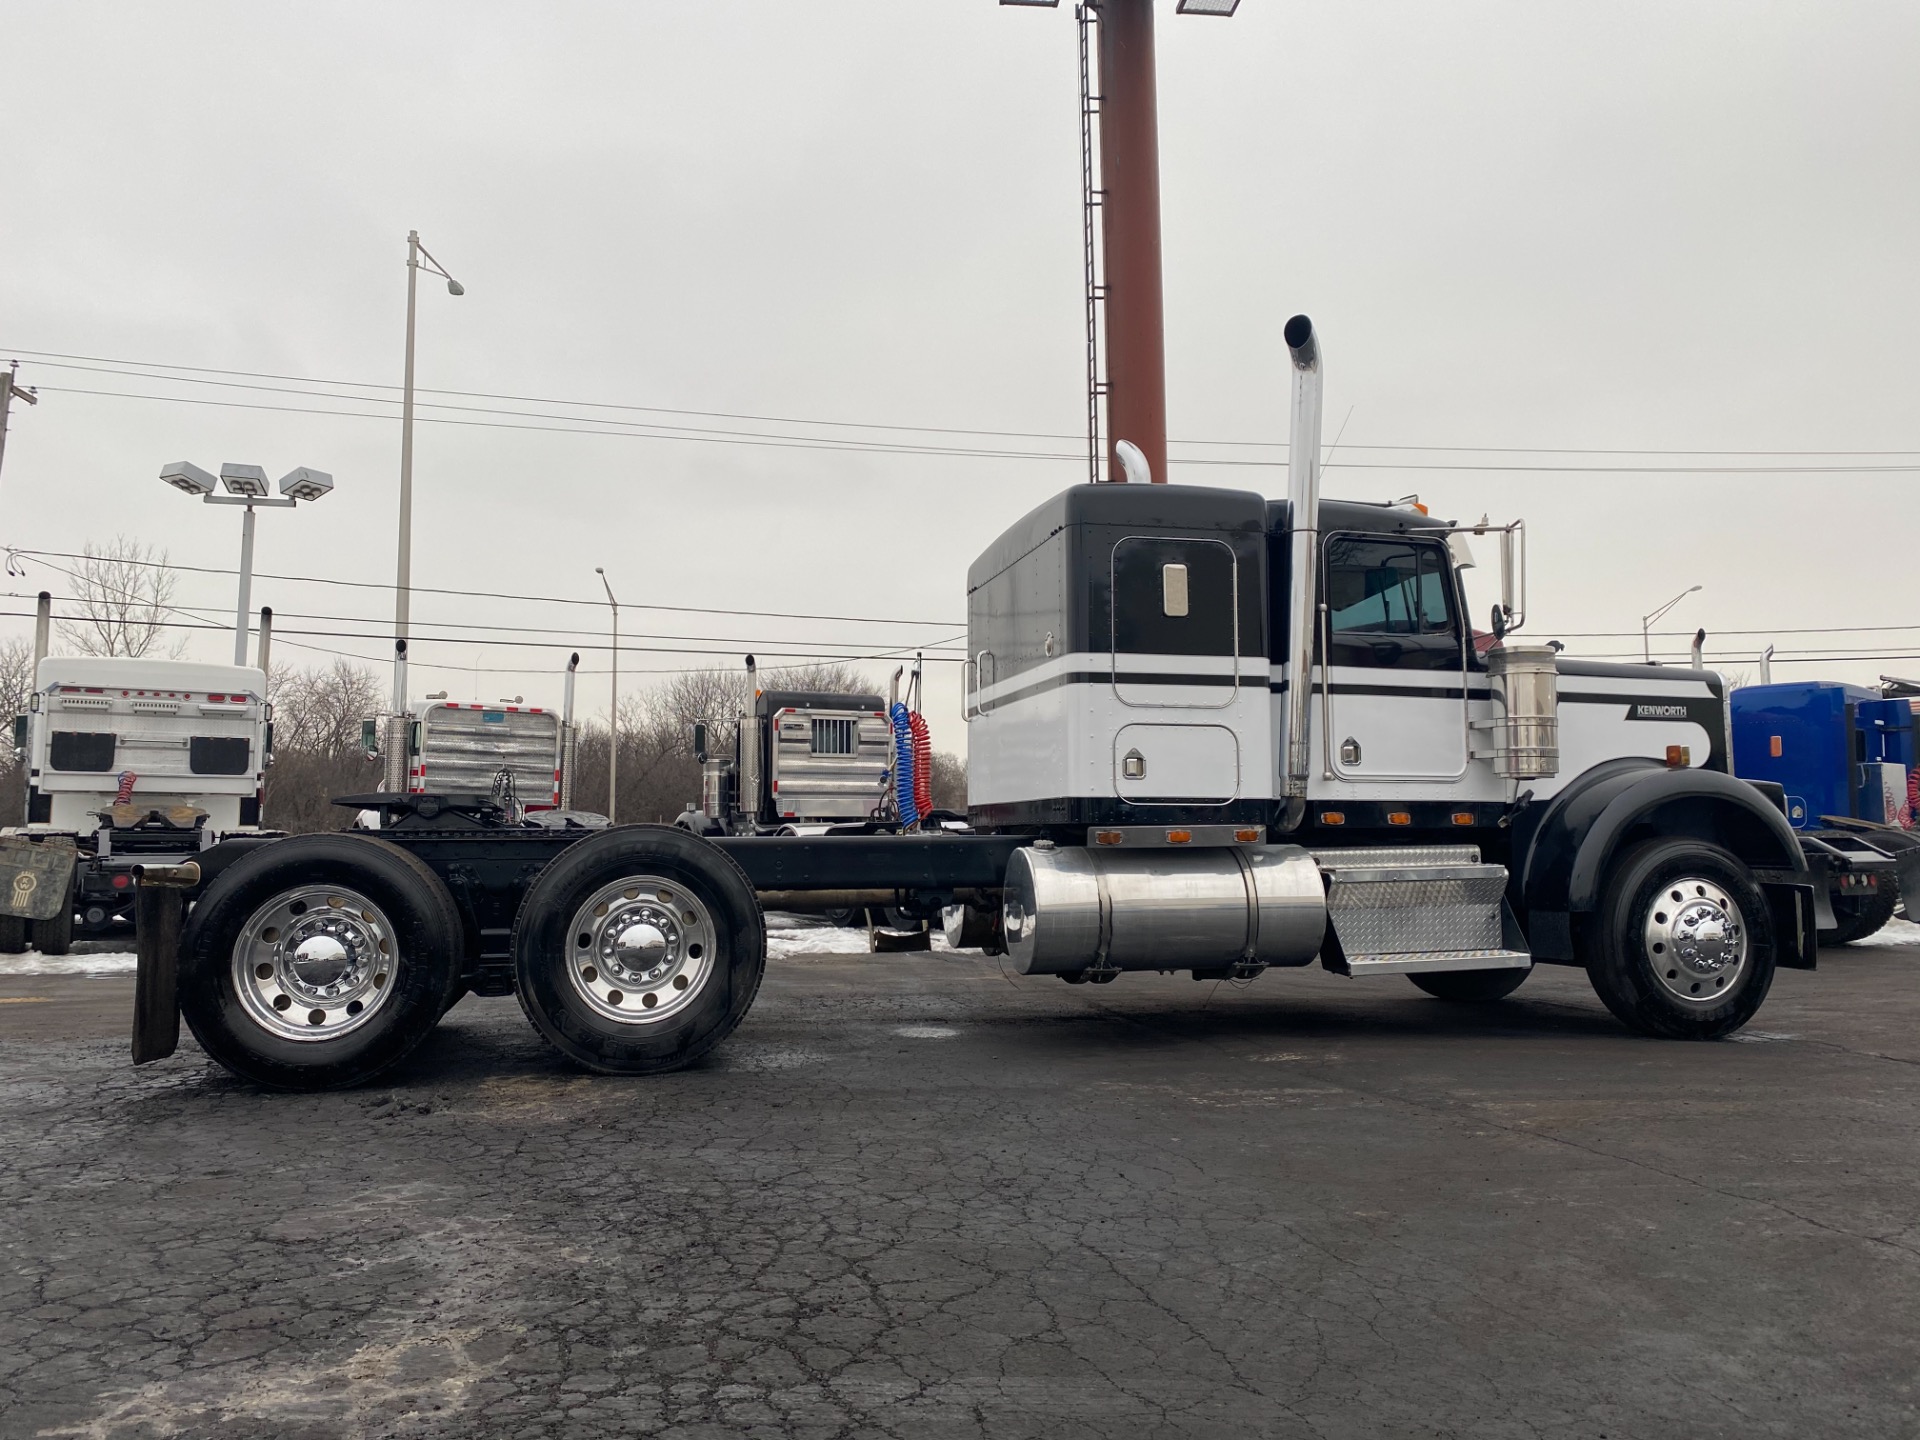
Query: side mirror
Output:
[[692, 720, 708, 764], [11, 714, 27, 756], [263, 721, 275, 769], [360, 717, 381, 760]]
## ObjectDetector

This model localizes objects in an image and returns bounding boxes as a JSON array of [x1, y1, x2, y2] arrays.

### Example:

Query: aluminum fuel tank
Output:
[[1002, 844, 1327, 976]]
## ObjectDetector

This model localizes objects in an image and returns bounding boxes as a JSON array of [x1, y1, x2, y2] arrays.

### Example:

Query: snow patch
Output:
[[0, 951, 137, 977]]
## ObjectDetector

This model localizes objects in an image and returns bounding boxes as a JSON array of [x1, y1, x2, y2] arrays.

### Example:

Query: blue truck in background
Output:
[[1731, 680, 1920, 945]]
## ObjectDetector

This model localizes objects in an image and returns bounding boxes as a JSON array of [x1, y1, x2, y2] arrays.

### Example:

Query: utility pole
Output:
[[0, 362, 40, 495], [1007, 0, 1241, 481], [1095, 0, 1168, 484]]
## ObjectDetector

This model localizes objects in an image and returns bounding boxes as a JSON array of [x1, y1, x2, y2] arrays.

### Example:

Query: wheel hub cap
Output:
[[232, 886, 398, 1041], [566, 878, 716, 1026], [1643, 877, 1748, 1006]]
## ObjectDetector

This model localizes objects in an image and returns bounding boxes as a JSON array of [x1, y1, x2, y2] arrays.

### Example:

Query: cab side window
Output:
[[1321, 537, 1461, 670]]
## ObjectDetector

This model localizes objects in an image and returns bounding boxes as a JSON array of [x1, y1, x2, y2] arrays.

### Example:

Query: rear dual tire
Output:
[[179, 835, 466, 1090], [512, 825, 765, 1075], [1407, 967, 1530, 1002], [1818, 882, 1897, 947]]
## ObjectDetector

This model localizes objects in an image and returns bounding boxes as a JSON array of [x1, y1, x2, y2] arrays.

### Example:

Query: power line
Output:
[[31, 385, 1091, 464], [10, 347, 1917, 458], [6, 547, 966, 629], [34, 384, 1920, 473], [1, 606, 966, 667]]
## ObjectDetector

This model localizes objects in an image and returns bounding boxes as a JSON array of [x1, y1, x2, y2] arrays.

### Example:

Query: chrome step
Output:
[[1316, 855, 1531, 978]]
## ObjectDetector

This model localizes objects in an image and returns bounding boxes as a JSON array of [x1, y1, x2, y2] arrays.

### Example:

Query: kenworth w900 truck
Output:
[[125, 316, 1815, 1090]]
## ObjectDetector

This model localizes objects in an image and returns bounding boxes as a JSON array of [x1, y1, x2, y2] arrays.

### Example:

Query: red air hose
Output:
[[909, 711, 933, 821], [115, 771, 137, 805]]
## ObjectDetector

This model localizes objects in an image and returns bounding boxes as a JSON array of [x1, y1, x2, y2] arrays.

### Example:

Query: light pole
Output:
[[596, 567, 619, 823], [394, 229, 464, 718], [161, 462, 333, 665], [1641, 584, 1702, 664]]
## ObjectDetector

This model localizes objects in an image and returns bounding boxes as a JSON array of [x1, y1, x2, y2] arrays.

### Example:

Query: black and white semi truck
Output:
[[125, 317, 1816, 1090]]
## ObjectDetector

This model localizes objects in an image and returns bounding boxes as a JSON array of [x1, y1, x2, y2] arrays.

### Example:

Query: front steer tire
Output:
[[178, 834, 465, 1090], [1579, 838, 1775, 1040], [512, 825, 764, 1075]]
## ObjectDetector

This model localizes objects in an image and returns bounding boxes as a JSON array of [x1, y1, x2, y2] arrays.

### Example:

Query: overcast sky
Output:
[[3, 1, 1916, 752]]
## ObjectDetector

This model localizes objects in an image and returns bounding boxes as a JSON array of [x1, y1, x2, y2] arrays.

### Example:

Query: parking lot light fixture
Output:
[[161, 460, 333, 665]]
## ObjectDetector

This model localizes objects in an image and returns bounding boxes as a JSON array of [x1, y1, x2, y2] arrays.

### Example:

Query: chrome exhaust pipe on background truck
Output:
[[32, 591, 50, 669], [560, 652, 579, 809], [1281, 314, 1323, 824]]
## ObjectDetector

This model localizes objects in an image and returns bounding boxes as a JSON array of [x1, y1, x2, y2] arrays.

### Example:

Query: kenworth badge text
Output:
[[119, 317, 1820, 1090]]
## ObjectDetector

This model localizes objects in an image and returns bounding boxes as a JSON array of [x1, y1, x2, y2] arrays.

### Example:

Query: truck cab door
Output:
[[1320, 534, 1470, 781]]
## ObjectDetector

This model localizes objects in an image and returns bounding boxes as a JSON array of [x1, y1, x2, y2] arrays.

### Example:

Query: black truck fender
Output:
[[1513, 758, 1816, 969]]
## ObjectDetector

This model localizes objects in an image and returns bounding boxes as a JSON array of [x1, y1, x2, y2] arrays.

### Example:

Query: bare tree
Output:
[[928, 751, 968, 814], [263, 661, 384, 833], [0, 637, 33, 823], [56, 537, 185, 658], [270, 660, 384, 755]]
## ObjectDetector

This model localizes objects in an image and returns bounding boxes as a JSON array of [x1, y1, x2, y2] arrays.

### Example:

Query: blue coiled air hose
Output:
[[889, 701, 920, 829]]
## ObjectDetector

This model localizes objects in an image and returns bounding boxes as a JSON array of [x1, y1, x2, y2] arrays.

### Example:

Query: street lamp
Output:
[[1641, 584, 1702, 664], [161, 461, 333, 665], [596, 567, 619, 824], [393, 229, 463, 719]]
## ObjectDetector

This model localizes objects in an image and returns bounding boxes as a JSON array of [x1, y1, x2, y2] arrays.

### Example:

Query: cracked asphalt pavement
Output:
[[4, 937, 1919, 1439]]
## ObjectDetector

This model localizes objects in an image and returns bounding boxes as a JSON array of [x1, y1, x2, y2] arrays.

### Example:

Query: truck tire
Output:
[[512, 825, 764, 1075], [0, 914, 26, 955], [1817, 881, 1898, 947], [177, 835, 465, 1090], [1579, 838, 1776, 1040], [1408, 967, 1530, 1002], [31, 882, 74, 957]]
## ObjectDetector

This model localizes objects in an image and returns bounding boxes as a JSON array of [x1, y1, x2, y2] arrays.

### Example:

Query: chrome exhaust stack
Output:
[[560, 652, 579, 808], [1281, 314, 1323, 817], [31, 591, 50, 669]]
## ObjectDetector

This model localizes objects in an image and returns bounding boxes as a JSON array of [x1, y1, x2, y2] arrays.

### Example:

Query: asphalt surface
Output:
[[3, 934, 1919, 1439]]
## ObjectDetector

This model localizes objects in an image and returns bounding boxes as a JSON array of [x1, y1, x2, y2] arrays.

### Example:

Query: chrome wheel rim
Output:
[[1643, 875, 1747, 1006], [565, 875, 716, 1026], [232, 886, 399, 1042]]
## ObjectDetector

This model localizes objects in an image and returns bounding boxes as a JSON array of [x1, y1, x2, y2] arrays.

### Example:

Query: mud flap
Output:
[[1762, 881, 1818, 970], [0, 836, 77, 922], [132, 885, 186, 1064]]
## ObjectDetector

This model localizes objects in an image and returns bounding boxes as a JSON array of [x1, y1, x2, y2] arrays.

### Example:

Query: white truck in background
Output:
[[358, 656, 586, 822], [4, 653, 275, 951], [363, 698, 569, 814]]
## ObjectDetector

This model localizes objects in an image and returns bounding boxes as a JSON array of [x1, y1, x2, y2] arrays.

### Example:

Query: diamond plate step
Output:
[[1316, 856, 1532, 978]]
